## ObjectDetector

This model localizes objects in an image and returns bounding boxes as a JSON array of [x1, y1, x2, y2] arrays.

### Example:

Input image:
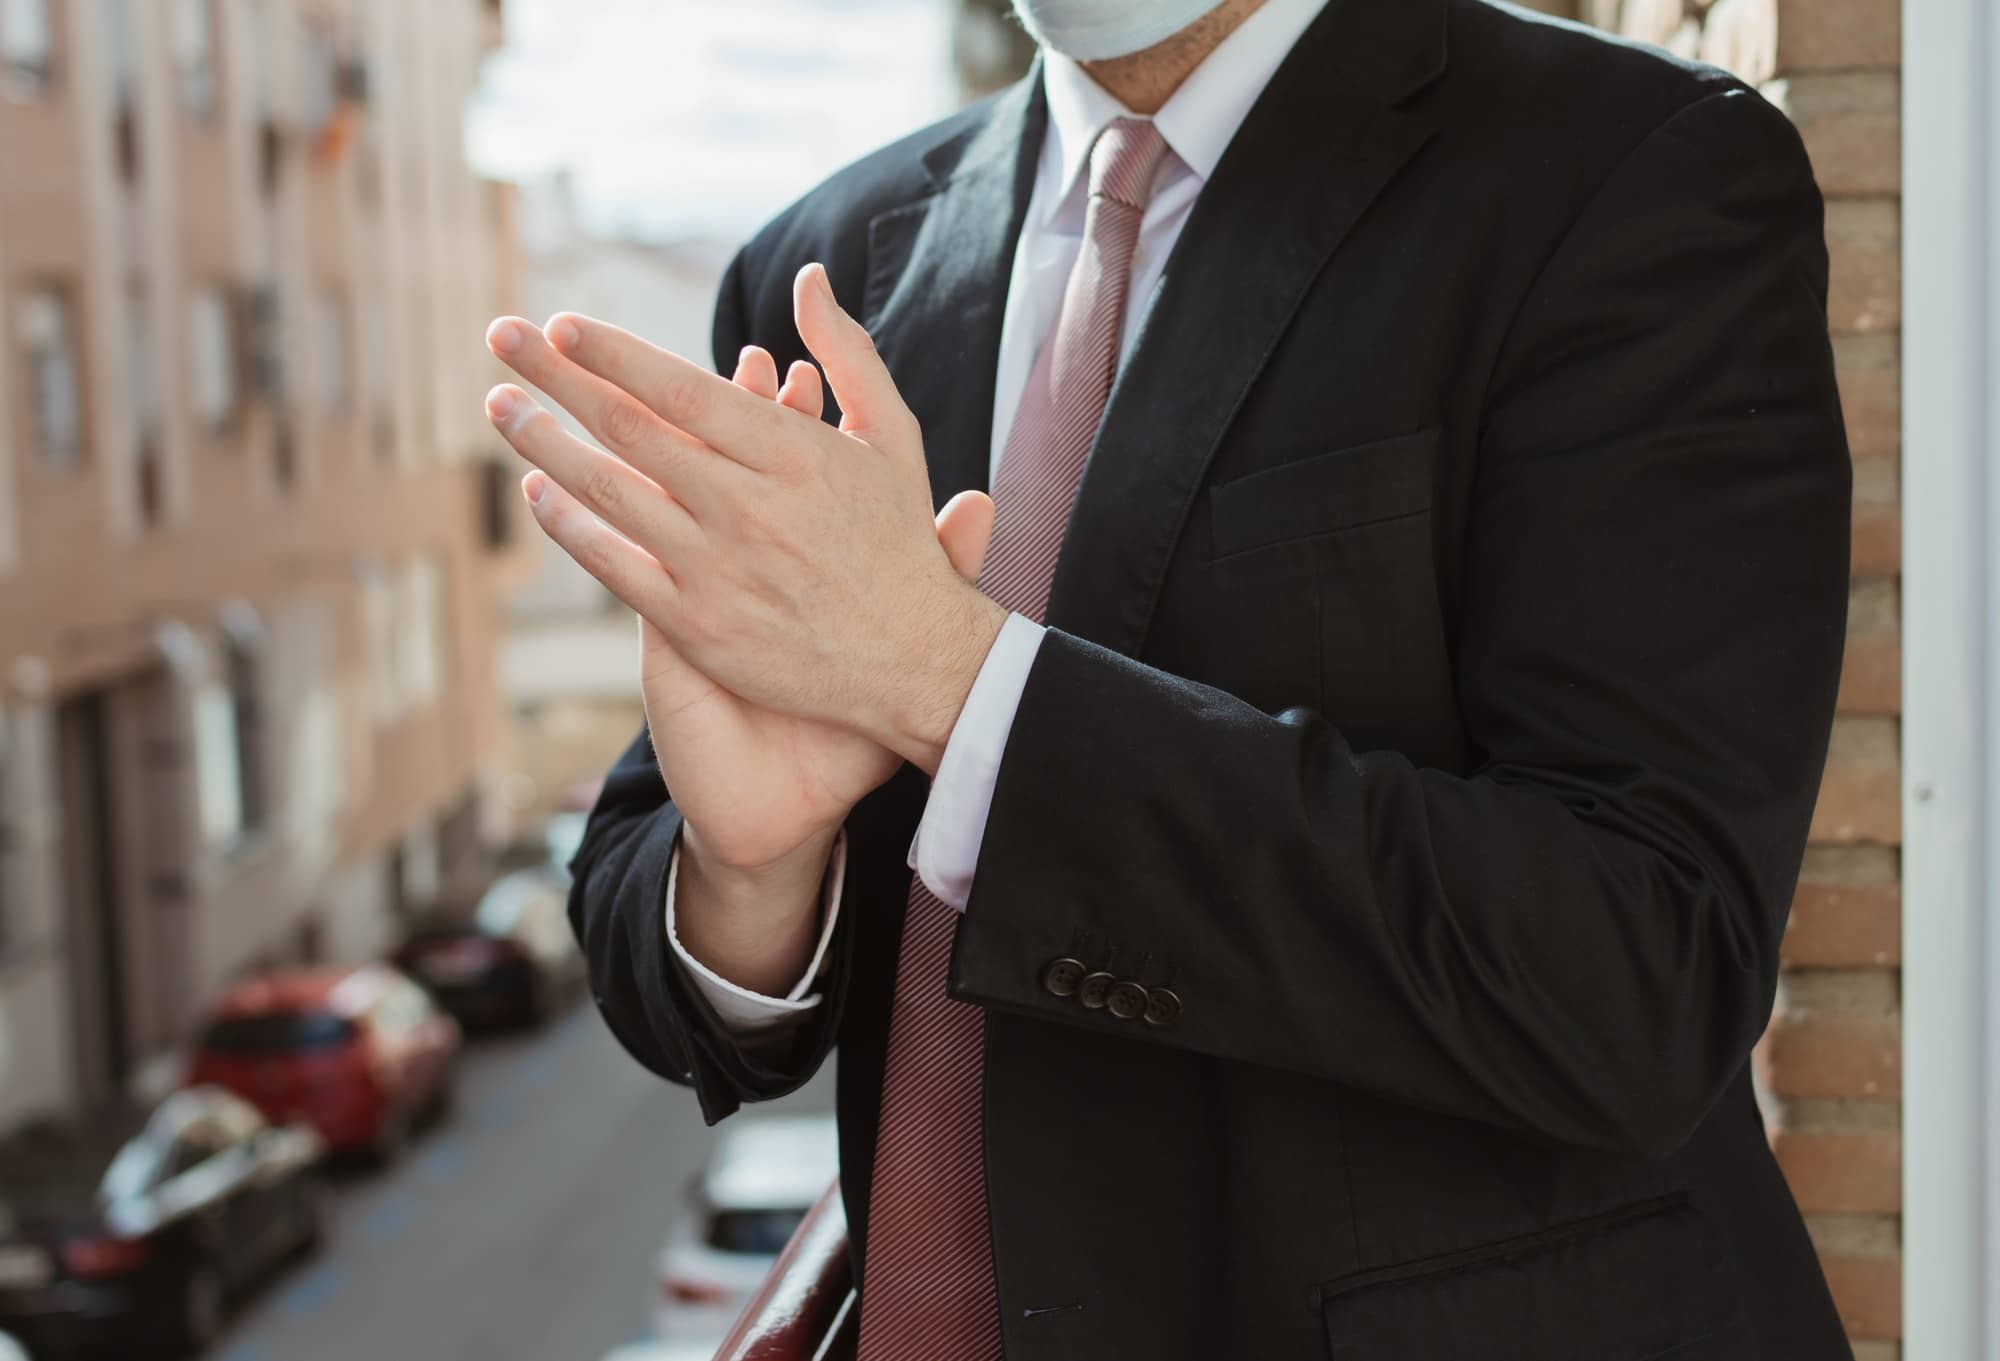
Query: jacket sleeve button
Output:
[[1142, 987, 1182, 1028], [1107, 981, 1149, 1021], [1077, 971, 1116, 1009], [1042, 957, 1087, 998]]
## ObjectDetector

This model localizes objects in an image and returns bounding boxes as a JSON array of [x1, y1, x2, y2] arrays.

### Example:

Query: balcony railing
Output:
[[712, 1180, 856, 1361]]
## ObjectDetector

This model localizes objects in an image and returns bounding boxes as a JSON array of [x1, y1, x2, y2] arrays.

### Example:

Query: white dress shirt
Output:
[[670, 0, 1330, 1031]]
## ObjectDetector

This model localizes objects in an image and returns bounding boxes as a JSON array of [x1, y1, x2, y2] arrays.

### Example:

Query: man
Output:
[[484, 0, 1854, 1356]]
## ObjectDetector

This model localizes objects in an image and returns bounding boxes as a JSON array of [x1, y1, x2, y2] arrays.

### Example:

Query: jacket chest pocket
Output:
[[1198, 428, 1459, 761], [1316, 1195, 1754, 1361]]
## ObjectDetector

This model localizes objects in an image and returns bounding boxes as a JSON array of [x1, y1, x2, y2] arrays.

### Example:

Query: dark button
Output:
[[1042, 957, 1087, 998], [1107, 981, 1149, 1021], [1077, 971, 1116, 1010], [1142, 987, 1182, 1028]]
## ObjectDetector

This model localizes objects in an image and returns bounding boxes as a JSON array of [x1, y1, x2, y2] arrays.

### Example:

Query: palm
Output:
[[639, 619, 896, 869]]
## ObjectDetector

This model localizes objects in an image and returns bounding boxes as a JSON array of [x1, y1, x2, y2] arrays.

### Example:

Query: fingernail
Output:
[[546, 315, 581, 351], [486, 387, 519, 424], [487, 319, 523, 356], [522, 470, 549, 505]]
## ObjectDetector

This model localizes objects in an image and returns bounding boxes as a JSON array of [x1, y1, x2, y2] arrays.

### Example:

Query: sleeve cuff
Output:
[[664, 829, 845, 1034], [908, 611, 1046, 910]]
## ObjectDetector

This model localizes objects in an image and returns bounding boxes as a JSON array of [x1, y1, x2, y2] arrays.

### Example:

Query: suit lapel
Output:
[[863, 73, 1047, 509], [1047, 0, 1449, 655]]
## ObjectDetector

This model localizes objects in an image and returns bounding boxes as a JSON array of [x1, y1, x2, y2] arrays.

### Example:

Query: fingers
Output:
[[733, 346, 780, 400], [543, 312, 793, 469], [519, 469, 680, 628], [776, 360, 825, 421], [792, 262, 918, 452], [935, 490, 996, 582], [739, 346, 823, 425], [487, 317, 725, 516], [487, 384, 700, 565]]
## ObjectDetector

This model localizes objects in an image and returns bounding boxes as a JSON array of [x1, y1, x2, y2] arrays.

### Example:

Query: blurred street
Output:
[[210, 1007, 833, 1361]]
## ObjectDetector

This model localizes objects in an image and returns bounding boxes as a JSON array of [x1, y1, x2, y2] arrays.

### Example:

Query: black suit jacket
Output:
[[568, 2, 1855, 1357]]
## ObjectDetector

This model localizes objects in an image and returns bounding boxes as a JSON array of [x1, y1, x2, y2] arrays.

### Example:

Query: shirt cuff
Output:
[[908, 612, 1046, 911], [664, 828, 845, 1034]]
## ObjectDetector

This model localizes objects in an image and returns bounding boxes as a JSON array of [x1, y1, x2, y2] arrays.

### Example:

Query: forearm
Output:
[[567, 731, 847, 1121], [953, 630, 1833, 1155], [674, 822, 837, 996]]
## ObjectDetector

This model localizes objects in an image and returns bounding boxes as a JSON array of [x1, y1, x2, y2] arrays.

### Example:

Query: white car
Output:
[[600, 1342, 714, 1361], [0, 1331, 25, 1361], [652, 1113, 838, 1345]]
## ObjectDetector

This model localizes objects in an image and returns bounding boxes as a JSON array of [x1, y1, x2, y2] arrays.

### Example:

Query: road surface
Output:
[[211, 1001, 835, 1361]]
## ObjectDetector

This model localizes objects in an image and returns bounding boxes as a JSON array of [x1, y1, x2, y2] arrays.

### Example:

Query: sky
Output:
[[467, 0, 968, 244]]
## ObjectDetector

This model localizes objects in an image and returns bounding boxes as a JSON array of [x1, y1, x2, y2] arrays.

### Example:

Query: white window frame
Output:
[[103, 0, 136, 105], [188, 284, 237, 435], [192, 683, 247, 851], [173, 0, 215, 118], [18, 283, 84, 468], [0, 0, 55, 99], [1901, 0, 1998, 1356]]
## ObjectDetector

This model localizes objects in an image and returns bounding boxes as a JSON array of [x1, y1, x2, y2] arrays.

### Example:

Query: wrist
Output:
[[879, 583, 1008, 776], [675, 819, 837, 997], [680, 819, 839, 914]]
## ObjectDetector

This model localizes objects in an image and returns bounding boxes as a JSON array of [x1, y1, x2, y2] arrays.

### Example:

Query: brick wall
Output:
[[1583, 2, 1904, 1356]]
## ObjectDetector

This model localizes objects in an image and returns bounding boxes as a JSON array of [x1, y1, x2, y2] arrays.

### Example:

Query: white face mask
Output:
[[1010, 0, 1226, 61]]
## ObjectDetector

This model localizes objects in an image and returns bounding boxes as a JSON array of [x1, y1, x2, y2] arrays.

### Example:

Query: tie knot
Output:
[[1087, 117, 1169, 211]]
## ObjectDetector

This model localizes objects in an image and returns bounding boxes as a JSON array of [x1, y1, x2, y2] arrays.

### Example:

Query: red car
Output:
[[187, 965, 460, 1162]]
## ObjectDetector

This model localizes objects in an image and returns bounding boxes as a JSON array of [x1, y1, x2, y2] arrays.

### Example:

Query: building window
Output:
[[0, 0, 54, 100], [364, 293, 393, 456], [193, 686, 246, 850], [105, 0, 140, 179], [104, 0, 134, 104], [194, 611, 266, 852], [18, 285, 84, 468], [248, 0, 277, 124], [189, 285, 237, 436], [397, 555, 448, 708], [128, 283, 163, 525], [243, 283, 283, 405], [174, 0, 215, 118], [316, 290, 349, 418], [294, 682, 344, 829], [221, 612, 267, 834], [359, 558, 398, 722], [302, 22, 336, 138]]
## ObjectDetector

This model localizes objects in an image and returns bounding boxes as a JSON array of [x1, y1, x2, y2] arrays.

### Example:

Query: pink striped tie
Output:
[[856, 118, 1170, 1360]]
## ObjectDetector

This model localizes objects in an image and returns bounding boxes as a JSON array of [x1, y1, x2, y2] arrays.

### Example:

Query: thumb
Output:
[[793, 262, 914, 450], [936, 490, 996, 582]]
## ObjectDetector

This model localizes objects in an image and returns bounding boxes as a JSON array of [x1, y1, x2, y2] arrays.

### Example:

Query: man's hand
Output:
[[484, 264, 1007, 780], [482, 272, 1002, 993], [632, 341, 991, 875]]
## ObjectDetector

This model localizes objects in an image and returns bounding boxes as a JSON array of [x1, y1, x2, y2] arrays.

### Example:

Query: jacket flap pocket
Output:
[[1209, 426, 1437, 559], [1318, 1196, 1752, 1361]]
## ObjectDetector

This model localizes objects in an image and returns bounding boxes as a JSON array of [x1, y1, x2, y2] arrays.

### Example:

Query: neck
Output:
[[1076, 0, 1269, 114]]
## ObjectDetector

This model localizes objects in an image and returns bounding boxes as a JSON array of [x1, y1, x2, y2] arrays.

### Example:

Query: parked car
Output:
[[652, 1113, 838, 1345], [0, 1087, 325, 1359], [188, 963, 460, 1163], [393, 868, 585, 1030], [599, 1342, 715, 1361], [544, 810, 588, 879]]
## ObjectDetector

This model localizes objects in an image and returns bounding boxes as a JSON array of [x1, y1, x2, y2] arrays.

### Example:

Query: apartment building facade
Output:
[[0, 0, 527, 1130]]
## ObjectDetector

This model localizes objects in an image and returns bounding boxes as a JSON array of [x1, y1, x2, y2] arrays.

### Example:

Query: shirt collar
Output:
[[1037, 0, 1328, 215]]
